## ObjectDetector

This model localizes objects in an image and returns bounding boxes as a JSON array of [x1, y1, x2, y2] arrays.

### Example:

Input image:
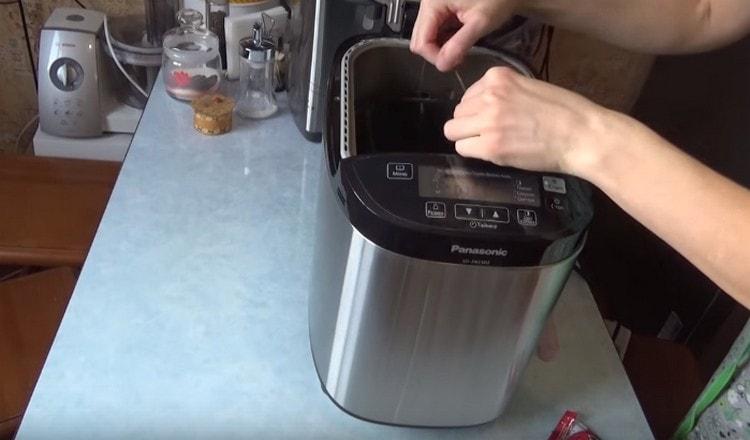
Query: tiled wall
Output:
[[0, 1, 654, 155], [0, 0, 142, 154]]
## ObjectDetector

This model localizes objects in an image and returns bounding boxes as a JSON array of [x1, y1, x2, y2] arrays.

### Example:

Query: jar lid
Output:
[[177, 8, 204, 27], [163, 9, 220, 63], [239, 23, 275, 62]]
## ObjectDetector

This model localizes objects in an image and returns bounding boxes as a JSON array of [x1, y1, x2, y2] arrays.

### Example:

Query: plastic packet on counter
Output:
[[548, 411, 600, 440]]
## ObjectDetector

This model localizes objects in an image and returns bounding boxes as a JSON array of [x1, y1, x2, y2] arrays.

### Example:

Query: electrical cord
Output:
[[540, 26, 555, 81], [103, 15, 149, 98], [15, 114, 39, 154], [0, 267, 26, 282], [16, 0, 38, 89], [532, 24, 548, 57]]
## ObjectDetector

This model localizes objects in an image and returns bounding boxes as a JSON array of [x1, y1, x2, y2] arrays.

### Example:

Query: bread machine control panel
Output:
[[351, 154, 581, 237]]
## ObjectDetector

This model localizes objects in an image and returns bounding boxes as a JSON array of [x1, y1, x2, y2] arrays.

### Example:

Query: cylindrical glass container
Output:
[[162, 9, 222, 101], [236, 24, 277, 119]]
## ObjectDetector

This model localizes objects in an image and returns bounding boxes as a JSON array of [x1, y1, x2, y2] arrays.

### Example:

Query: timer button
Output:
[[517, 209, 538, 227]]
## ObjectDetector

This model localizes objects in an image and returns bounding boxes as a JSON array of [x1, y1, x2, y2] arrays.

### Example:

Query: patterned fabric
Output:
[[687, 320, 750, 439]]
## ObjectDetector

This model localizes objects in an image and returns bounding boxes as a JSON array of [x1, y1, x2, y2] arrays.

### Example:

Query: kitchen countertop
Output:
[[17, 79, 653, 439]]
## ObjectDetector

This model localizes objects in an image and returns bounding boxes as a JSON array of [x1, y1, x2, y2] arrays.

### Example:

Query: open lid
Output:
[[339, 38, 533, 160], [323, 38, 593, 267]]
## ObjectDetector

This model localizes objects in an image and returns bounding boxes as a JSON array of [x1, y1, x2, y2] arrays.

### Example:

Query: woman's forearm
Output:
[[569, 110, 750, 306], [444, 68, 749, 304], [521, 0, 750, 54]]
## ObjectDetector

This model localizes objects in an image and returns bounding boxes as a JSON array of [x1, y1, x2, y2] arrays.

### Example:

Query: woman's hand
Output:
[[445, 66, 614, 178], [447, 69, 750, 309], [410, 0, 520, 72]]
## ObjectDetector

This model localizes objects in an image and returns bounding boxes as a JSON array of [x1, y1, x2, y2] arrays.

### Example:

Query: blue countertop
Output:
[[17, 79, 653, 439]]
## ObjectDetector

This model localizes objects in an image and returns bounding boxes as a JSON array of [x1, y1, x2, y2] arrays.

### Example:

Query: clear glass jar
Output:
[[162, 9, 222, 101], [236, 25, 277, 119]]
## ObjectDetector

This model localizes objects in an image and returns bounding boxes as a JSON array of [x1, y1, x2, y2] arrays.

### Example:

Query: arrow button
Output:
[[483, 206, 510, 223], [455, 204, 483, 221]]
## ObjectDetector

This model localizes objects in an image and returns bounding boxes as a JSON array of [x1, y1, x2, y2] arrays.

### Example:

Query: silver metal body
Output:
[[299, 0, 333, 137], [310, 172, 582, 427], [288, 0, 542, 141], [289, 0, 419, 139]]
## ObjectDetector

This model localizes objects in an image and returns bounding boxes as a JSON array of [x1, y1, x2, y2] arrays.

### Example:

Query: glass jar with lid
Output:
[[162, 9, 222, 101]]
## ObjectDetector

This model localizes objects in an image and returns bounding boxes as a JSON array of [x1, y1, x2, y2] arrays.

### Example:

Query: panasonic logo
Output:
[[450, 245, 508, 257]]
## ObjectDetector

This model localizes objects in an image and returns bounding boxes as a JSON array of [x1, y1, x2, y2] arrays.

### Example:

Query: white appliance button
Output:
[[542, 176, 567, 194]]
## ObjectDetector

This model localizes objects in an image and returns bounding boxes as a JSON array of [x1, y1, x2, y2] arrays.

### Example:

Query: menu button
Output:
[[387, 162, 414, 180]]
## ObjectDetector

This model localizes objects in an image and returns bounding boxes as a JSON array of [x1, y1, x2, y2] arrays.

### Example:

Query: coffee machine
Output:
[[295, 0, 593, 428]]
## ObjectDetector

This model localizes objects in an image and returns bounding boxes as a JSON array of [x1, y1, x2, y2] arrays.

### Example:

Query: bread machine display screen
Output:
[[418, 166, 540, 207]]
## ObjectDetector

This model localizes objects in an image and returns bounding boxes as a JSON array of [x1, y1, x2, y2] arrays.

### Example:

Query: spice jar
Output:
[[236, 23, 278, 119], [162, 9, 222, 101]]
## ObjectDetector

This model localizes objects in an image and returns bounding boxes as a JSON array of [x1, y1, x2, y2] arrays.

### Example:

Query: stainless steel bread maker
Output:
[[308, 37, 593, 428]]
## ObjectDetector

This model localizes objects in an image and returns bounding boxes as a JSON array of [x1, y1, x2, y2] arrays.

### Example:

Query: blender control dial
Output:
[[49, 58, 84, 91]]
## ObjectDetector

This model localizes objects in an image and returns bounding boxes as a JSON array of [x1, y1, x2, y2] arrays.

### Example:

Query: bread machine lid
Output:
[[325, 38, 593, 267]]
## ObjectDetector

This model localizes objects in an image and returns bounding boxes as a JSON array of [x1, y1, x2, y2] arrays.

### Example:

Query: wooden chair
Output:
[[0, 268, 76, 439], [0, 155, 120, 267]]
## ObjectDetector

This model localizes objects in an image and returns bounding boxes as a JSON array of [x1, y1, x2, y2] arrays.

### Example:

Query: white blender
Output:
[[34, 5, 170, 162]]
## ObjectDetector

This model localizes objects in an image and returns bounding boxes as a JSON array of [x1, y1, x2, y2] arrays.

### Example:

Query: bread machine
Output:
[[295, 0, 594, 428]]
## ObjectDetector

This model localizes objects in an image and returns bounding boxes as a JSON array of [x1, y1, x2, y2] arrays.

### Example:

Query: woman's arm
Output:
[[411, 0, 750, 71], [445, 67, 750, 307], [522, 0, 750, 54], [574, 107, 750, 307]]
